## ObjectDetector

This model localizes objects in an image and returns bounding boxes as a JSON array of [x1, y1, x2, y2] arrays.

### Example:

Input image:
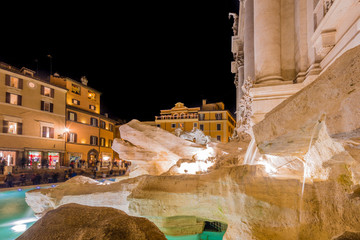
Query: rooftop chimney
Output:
[[202, 99, 207, 106]]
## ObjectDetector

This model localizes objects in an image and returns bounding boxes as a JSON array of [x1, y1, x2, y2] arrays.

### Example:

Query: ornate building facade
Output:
[[231, 0, 360, 130], [155, 100, 236, 143]]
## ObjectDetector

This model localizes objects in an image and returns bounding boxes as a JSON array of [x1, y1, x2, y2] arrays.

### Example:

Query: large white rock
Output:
[[112, 120, 207, 176]]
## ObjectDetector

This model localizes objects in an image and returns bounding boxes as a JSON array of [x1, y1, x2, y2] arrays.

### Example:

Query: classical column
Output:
[[244, 0, 255, 82], [235, 65, 244, 121], [254, 0, 283, 84]]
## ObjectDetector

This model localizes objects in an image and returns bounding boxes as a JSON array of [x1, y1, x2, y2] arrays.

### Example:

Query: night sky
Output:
[[1, 1, 239, 122]]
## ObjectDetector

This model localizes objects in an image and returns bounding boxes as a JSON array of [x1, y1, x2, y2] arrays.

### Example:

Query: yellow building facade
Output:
[[0, 62, 67, 168], [50, 75, 117, 167], [155, 100, 236, 143]]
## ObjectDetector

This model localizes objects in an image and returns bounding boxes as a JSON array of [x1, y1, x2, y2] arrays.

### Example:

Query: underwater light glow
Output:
[[11, 224, 26, 233]]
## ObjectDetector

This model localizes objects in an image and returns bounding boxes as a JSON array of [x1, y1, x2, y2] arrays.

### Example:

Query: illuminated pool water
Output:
[[0, 185, 224, 240], [0, 188, 38, 240], [166, 231, 225, 240]]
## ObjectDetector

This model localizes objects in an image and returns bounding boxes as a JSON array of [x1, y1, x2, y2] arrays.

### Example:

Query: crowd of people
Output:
[[1, 159, 130, 188]]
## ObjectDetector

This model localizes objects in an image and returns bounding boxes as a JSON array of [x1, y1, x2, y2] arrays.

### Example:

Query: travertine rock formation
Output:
[[174, 127, 211, 145], [25, 165, 360, 240], [17, 203, 166, 240], [112, 120, 206, 177], [25, 46, 360, 239]]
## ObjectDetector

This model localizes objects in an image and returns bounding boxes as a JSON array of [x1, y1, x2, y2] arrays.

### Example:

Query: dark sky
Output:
[[1, 1, 238, 122]]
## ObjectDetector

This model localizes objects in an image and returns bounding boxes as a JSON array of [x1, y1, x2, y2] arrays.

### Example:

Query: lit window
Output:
[[100, 137, 105, 147], [68, 132, 77, 143], [72, 99, 80, 105], [68, 112, 77, 121], [6, 92, 22, 105], [42, 126, 54, 138], [8, 122, 17, 134], [41, 86, 54, 97], [10, 77, 19, 88], [41, 101, 53, 112], [89, 105, 96, 110], [10, 94, 18, 105], [90, 136, 98, 145], [71, 84, 81, 95], [199, 114, 205, 121], [88, 91, 96, 100], [44, 87, 51, 97], [193, 123, 198, 128], [90, 118, 98, 127]]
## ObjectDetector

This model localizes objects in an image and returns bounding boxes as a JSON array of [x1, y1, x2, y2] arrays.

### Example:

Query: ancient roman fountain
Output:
[[23, 46, 360, 239]]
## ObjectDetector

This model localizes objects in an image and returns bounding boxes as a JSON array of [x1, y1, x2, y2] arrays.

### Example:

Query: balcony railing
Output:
[[155, 114, 199, 120]]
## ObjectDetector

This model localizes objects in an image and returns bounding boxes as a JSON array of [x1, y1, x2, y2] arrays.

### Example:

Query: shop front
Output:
[[48, 152, 60, 168], [28, 151, 42, 167], [68, 152, 82, 165], [0, 151, 16, 166], [101, 152, 112, 167]]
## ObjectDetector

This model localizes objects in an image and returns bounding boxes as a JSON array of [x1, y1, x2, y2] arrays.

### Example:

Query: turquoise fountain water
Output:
[[0, 188, 38, 240], [0, 186, 225, 240]]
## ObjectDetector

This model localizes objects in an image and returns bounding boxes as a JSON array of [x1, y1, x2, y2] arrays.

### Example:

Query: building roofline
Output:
[[0, 62, 68, 92], [53, 74, 102, 95]]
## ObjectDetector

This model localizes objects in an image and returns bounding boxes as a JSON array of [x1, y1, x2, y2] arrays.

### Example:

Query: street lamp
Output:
[[63, 128, 70, 167]]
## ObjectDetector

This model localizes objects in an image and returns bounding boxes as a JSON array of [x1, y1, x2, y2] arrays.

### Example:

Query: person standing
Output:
[[4, 172, 14, 188], [21, 157, 26, 169], [0, 158, 5, 175]]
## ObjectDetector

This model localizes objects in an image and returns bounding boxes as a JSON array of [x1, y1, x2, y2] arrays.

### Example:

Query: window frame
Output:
[[6, 92, 22, 106], [90, 135, 98, 145]]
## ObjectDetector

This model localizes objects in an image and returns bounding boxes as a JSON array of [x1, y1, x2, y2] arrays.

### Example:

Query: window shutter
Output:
[[18, 78, 23, 89], [95, 136, 98, 146], [3, 120, 8, 133], [67, 133, 70, 142], [5, 92, 10, 103], [5, 75, 10, 86], [42, 126, 47, 137], [50, 88, 54, 98], [74, 113, 77, 122], [41, 101, 45, 111], [50, 127, 54, 138], [17, 122, 23, 135], [17, 95, 22, 106], [90, 136, 93, 145], [40, 85, 44, 95], [50, 103, 54, 112], [74, 133, 77, 143]]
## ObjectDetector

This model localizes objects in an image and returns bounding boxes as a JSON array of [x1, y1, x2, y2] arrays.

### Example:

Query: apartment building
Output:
[[155, 100, 236, 142], [50, 75, 117, 167], [0, 62, 67, 168]]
